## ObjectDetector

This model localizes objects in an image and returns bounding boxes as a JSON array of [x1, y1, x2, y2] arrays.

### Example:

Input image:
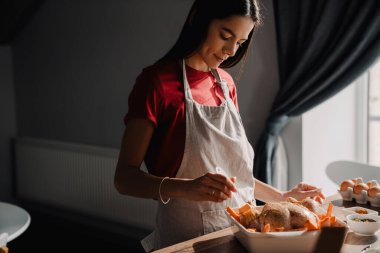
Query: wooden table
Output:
[[153, 194, 380, 253]]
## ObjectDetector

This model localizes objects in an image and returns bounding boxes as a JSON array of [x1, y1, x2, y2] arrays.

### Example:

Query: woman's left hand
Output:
[[284, 182, 325, 202]]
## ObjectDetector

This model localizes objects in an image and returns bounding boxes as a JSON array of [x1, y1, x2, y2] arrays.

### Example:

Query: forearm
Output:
[[114, 165, 189, 200], [254, 178, 285, 203]]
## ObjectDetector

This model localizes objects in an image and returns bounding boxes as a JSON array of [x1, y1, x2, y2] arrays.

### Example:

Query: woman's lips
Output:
[[215, 55, 225, 63]]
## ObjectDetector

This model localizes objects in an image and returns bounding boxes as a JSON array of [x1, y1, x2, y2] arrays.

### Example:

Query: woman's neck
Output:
[[184, 55, 210, 72]]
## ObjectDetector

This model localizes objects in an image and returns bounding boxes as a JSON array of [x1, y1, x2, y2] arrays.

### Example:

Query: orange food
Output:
[[368, 186, 380, 197], [353, 183, 369, 194], [340, 180, 355, 191], [304, 219, 318, 231], [239, 203, 252, 214], [263, 223, 271, 233], [355, 208, 368, 214], [274, 227, 285, 232], [319, 216, 331, 228], [326, 202, 333, 217], [330, 216, 336, 225], [367, 180, 375, 188], [226, 206, 240, 221]]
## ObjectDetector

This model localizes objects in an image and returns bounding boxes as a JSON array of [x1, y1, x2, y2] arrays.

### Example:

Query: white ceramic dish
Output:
[[225, 207, 346, 253], [341, 207, 378, 217], [346, 214, 380, 236]]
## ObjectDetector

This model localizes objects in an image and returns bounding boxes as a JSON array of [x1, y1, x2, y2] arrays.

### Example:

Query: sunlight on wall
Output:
[[302, 84, 358, 196]]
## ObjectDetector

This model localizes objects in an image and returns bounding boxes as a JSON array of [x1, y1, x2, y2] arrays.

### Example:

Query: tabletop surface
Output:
[[153, 194, 380, 253], [0, 202, 31, 242]]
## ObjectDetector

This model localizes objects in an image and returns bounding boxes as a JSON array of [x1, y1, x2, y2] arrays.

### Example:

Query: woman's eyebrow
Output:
[[221, 27, 248, 41]]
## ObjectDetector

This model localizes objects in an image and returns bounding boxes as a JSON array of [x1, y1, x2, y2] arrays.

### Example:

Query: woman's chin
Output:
[[208, 62, 222, 69]]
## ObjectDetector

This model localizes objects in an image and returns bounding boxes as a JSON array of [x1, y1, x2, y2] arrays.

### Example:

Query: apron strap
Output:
[[182, 59, 231, 102], [182, 59, 194, 101], [210, 68, 233, 103]]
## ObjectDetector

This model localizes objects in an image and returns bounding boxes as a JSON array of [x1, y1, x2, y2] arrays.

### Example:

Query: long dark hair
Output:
[[159, 0, 261, 68]]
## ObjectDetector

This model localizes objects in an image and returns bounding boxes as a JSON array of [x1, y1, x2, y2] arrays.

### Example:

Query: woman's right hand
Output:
[[181, 172, 237, 202]]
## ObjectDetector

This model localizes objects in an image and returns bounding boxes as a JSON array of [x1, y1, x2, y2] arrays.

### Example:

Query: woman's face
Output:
[[190, 15, 254, 71]]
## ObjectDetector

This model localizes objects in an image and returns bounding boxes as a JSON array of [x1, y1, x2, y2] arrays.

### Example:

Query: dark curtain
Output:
[[253, 0, 380, 184]]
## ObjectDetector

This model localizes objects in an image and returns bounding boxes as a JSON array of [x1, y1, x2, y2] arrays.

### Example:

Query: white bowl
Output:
[[346, 214, 380, 236], [341, 207, 378, 217], [225, 207, 347, 253]]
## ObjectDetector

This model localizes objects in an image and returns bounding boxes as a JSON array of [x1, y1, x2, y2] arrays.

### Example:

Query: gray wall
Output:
[[13, 0, 194, 147], [0, 46, 17, 201], [236, 0, 279, 142], [12, 0, 279, 147], [5, 0, 279, 199]]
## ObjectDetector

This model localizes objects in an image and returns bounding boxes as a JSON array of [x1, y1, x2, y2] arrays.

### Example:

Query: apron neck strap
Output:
[[210, 69, 230, 100], [182, 59, 193, 100], [182, 59, 230, 101]]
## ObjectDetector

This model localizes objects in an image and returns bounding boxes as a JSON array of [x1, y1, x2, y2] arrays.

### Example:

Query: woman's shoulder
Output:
[[139, 59, 180, 81], [133, 60, 181, 93]]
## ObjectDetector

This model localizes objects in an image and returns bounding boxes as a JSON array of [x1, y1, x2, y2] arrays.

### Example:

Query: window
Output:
[[368, 60, 380, 166], [299, 60, 380, 196]]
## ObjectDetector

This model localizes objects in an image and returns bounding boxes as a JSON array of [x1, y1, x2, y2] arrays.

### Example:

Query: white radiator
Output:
[[14, 137, 157, 231]]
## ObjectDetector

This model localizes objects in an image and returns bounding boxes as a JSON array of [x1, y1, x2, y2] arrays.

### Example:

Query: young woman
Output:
[[114, 0, 324, 250]]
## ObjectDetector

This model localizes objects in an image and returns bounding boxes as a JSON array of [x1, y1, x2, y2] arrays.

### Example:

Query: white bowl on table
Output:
[[346, 214, 380, 236], [341, 207, 378, 217], [225, 206, 347, 253]]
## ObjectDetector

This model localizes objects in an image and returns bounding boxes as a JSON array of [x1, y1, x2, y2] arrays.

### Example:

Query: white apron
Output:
[[142, 60, 255, 251]]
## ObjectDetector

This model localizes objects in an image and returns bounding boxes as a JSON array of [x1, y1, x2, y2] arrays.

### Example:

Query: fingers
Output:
[[206, 186, 228, 202], [301, 188, 322, 198], [202, 173, 237, 202], [296, 182, 325, 199], [207, 173, 237, 192], [298, 182, 318, 191], [313, 195, 324, 204], [318, 192, 326, 199], [205, 173, 236, 193]]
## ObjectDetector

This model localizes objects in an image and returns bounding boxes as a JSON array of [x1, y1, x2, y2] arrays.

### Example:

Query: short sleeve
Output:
[[124, 67, 162, 127]]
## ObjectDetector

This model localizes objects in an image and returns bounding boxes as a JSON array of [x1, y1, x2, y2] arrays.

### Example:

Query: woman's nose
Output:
[[223, 44, 237, 57]]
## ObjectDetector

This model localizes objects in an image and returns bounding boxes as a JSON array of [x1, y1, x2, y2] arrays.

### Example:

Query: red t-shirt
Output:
[[124, 60, 239, 177]]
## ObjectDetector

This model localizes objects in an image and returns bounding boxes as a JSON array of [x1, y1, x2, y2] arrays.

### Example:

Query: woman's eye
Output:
[[220, 34, 229, 41]]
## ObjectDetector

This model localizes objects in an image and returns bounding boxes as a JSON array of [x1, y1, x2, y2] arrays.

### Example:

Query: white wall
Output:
[[12, 0, 278, 148], [281, 79, 364, 194], [281, 116, 303, 189], [0, 46, 17, 201], [302, 83, 359, 196]]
